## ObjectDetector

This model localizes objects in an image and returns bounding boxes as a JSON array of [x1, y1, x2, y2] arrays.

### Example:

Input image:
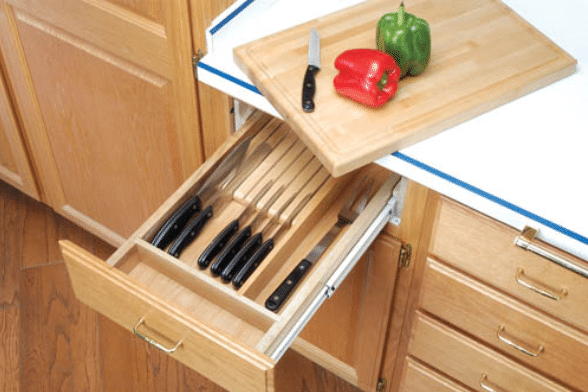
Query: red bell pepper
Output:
[[333, 49, 401, 108]]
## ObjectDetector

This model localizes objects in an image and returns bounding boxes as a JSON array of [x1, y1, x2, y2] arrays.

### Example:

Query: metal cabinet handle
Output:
[[133, 316, 184, 354], [515, 226, 588, 279], [497, 325, 544, 357], [516, 268, 568, 301], [480, 374, 508, 392]]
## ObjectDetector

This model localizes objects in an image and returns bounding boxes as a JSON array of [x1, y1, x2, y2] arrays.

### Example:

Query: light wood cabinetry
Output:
[[0, 55, 38, 198], [390, 194, 588, 392], [0, 0, 208, 245]]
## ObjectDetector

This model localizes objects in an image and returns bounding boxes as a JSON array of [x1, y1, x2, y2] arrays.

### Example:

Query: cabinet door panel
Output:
[[0, 0, 202, 244], [0, 62, 38, 198]]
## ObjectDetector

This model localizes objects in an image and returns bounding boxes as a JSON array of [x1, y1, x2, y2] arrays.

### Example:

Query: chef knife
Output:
[[167, 131, 289, 258], [302, 28, 321, 113], [197, 180, 273, 269], [150, 135, 252, 249], [231, 193, 313, 288]]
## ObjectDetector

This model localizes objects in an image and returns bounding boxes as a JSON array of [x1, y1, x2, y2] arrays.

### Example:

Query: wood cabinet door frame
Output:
[[0, 0, 203, 245]]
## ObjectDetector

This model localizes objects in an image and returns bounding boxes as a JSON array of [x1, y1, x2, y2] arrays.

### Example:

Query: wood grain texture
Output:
[[399, 358, 471, 392], [431, 197, 588, 334], [420, 258, 588, 392], [234, 0, 577, 176], [409, 313, 572, 392], [0, 305, 19, 392], [0, 58, 38, 198]]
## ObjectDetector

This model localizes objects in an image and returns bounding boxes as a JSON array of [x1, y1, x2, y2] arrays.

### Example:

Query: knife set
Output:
[[131, 112, 395, 315]]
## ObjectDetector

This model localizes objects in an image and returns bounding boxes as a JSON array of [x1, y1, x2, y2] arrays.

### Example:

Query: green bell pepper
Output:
[[376, 2, 431, 77]]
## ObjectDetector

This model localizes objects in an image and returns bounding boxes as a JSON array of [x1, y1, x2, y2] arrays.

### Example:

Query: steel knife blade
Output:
[[302, 28, 321, 113], [150, 136, 252, 249]]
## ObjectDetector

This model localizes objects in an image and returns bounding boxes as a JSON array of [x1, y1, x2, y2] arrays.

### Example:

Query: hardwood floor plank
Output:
[[1, 182, 24, 306], [70, 300, 104, 392], [0, 305, 20, 392], [20, 263, 73, 392]]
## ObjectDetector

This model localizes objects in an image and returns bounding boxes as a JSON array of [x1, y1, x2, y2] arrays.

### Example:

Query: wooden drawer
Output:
[[60, 112, 402, 392], [420, 258, 588, 391], [400, 357, 472, 392], [409, 313, 572, 392], [430, 197, 588, 332]]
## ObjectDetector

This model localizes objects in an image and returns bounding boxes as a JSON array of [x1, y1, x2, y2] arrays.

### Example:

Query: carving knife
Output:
[[167, 132, 288, 258], [302, 28, 321, 113], [150, 136, 252, 249], [210, 185, 286, 276]]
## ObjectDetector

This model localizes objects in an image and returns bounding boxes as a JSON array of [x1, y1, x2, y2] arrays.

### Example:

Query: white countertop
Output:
[[198, 0, 588, 262]]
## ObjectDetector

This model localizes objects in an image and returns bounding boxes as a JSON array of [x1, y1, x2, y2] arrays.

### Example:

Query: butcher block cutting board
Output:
[[234, 0, 576, 177]]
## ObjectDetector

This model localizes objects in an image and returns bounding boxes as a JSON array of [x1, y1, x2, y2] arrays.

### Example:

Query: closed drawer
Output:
[[409, 313, 572, 392], [400, 357, 472, 392], [420, 258, 588, 391], [430, 197, 588, 332], [60, 112, 402, 392]]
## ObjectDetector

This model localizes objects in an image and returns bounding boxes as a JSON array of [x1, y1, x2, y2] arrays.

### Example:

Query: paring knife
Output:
[[302, 28, 321, 113], [150, 136, 252, 250], [232, 193, 313, 289], [210, 185, 285, 276], [197, 180, 274, 269], [167, 132, 287, 258]]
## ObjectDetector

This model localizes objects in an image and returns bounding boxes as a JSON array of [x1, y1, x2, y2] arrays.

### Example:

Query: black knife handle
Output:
[[211, 226, 252, 276], [265, 259, 312, 311], [221, 233, 263, 282], [151, 195, 202, 249], [233, 238, 275, 289], [198, 219, 240, 269], [167, 205, 213, 258], [302, 65, 319, 113]]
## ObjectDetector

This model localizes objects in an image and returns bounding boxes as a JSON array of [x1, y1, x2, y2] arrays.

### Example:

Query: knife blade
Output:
[[197, 180, 273, 269], [150, 135, 252, 249], [302, 28, 321, 113], [167, 131, 289, 258]]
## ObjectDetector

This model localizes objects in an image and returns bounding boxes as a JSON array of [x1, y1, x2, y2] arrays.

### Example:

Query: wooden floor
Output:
[[0, 180, 360, 392]]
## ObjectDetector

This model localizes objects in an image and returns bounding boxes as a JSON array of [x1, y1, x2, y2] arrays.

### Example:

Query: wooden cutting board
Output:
[[234, 0, 576, 177]]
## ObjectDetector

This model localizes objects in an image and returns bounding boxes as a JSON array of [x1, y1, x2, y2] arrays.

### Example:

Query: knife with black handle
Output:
[[197, 181, 273, 268], [211, 185, 285, 276], [232, 194, 311, 288], [150, 136, 252, 249], [302, 28, 320, 113]]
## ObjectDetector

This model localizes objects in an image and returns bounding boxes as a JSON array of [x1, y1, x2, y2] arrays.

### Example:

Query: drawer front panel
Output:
[[61, 240, 273, 392], [409, 313, 572, 392], [400, 358, 471, 392], [420, 258, 588, 391], [430, 198, 588, 332]]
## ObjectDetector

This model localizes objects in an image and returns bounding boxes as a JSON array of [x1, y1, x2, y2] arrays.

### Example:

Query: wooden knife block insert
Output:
[[106, 113, 393, 353]]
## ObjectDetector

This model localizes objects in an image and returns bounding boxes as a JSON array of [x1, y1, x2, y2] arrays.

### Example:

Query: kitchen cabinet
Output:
[[0, 0, 220, 245], [390, 194, 588, 392], [0, 54, 38, 198], [59, 112, 410, 392]]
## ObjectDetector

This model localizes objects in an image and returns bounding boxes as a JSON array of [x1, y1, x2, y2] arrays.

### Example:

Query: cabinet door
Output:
[[0, 59, 38, 198], [0, 0, 202, 245]]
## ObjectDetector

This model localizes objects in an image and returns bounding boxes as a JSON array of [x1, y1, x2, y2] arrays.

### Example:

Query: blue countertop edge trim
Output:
[[197, 62, 262, 95], [392, 151, 588, 247], [210, 0, 256, 35]]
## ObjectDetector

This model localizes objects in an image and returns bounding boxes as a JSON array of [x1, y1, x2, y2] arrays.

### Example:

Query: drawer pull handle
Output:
[[515, 268, 568, 301], [497, 325, 544, 357], [480, 374, 507, 392], [133, 316, 184, 354], [515, 226, 588, 279]]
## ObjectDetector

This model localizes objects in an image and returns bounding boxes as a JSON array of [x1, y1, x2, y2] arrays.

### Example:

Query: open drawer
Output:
[[60, 111, 402, 392]]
